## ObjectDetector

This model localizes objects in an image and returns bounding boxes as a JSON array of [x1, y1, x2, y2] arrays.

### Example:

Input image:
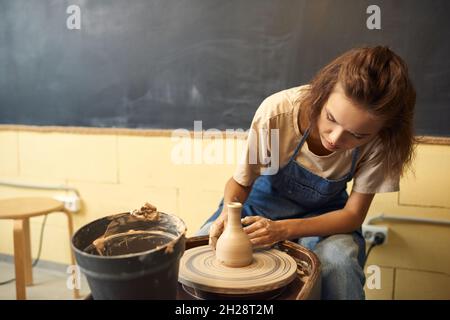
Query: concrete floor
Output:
[[0, 261, 90, 300]]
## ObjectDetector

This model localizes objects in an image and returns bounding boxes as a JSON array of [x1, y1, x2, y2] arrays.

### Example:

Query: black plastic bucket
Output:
[[72, 212, 186, 299]]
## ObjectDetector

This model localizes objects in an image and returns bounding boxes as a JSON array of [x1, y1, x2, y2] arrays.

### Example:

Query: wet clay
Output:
[[89, 202, 163, 256]]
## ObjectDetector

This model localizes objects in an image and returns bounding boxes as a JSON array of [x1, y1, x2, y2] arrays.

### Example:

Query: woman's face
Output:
[[316, 83, 384, 152]]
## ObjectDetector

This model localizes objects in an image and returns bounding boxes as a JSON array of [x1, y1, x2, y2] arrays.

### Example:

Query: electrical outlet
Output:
[[53, 195, 81, 213], [362, 224, 388, 245]]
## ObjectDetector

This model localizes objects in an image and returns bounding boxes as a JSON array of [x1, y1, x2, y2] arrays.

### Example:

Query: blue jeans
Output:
[[195, 222, 366, 300]]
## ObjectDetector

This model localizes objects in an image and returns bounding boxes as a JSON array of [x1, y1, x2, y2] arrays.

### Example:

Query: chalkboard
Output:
[[1, 0, 449, 136]]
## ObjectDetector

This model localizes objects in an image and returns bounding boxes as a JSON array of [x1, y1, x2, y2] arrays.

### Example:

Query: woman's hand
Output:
[[241, 216, 286, 247], [208, 216, 225, 250]]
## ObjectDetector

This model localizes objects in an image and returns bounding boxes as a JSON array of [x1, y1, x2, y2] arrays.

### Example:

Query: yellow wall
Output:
[[1, 127, 449, 299]]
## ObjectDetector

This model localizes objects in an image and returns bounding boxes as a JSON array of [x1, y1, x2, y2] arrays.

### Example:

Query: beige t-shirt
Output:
[[233, 85, 399, 194]]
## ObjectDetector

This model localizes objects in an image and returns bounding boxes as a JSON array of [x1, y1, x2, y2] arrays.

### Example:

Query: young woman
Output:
[[197, 46, 416, 299]]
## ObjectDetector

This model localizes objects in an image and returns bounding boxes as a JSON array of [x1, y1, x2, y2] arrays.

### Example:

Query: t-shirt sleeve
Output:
[[352, 139, 400, 194], [232, 97, 278, 187]]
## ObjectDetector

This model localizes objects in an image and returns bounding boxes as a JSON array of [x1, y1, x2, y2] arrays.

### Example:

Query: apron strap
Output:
[[349, 147, 360, 177], [289, 127, 311, 162]]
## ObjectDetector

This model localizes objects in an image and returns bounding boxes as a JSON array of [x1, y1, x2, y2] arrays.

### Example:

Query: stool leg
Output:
[[13, 219, 27, 300], [64, 210, 80, 299], [23, 218, 33, 286]]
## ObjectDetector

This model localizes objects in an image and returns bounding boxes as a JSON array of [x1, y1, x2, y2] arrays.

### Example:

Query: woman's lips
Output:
[[323, 138, 338, 151]]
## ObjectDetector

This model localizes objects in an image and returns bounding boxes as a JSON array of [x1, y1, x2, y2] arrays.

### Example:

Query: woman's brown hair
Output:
[[300, 46, 416, 178]]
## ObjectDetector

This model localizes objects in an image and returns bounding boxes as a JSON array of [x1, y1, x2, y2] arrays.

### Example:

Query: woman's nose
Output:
[[329, 127, 344, 145]]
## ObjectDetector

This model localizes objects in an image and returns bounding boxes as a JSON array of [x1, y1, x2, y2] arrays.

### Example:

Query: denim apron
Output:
[[205, 127, 366, 267]]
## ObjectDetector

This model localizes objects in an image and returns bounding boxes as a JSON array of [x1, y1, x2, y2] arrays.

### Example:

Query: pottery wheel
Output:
[[178, 245, 298, 295]]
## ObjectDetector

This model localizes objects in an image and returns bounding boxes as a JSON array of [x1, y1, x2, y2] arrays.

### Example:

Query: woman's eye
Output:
[[352, 134, 364, 140], [326, 113, 335, 122]]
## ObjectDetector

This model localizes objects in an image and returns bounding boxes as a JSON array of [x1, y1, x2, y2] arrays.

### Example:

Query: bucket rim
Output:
[[71, 211, 187, 260]]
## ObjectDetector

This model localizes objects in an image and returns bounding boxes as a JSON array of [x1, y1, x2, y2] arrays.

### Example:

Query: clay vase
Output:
[[215, 202, 253, 267]]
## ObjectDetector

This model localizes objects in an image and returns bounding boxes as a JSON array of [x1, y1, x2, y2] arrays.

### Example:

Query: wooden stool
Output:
[[0, 197, 78, 300]]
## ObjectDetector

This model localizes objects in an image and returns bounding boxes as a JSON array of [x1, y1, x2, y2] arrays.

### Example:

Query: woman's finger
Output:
[[247, 227, 268, 240], [208, 235, 218, 250], [241, 216, 260, 225], [243, 219, 265, 234], [209, 223, 220, 238], [250, 235, 273, 247], [208, 220, 225, 250]]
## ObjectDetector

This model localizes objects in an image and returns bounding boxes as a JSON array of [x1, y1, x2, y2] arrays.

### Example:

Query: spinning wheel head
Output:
[[178, 245, 297, 296]]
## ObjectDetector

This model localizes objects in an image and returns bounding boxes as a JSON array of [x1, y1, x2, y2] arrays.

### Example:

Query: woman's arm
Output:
[[285, 191, 374, 238], [220, 177, 252, 219], [243, 190, 374, 246]]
